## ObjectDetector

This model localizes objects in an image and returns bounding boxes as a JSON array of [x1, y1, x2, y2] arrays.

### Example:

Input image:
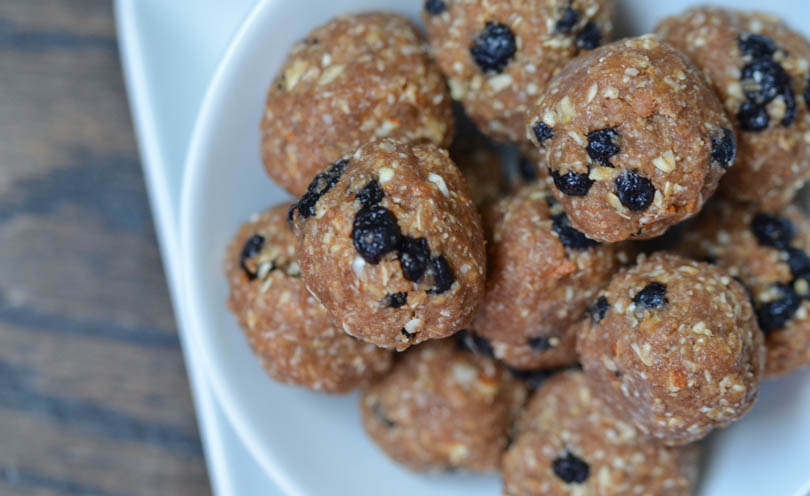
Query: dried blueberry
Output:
[[786, 248, 810, 281], [552, 452, 590, 484], [555, 7, 580, 33], [587, 296, 609, 323], [633, 282, 668, 309], [575, 22, 602, 51], [352, 206, 402, 264], [427, 255, 455, 294], [737, 100, 770, 131], [372, 403, 396, 428], [586, 128, 620, 167], [533, 121, 555, 146], [757, 283, 801, 332], [552, 213, 599, 249], [400, 327, 414, 339], [456, 330, 494, 358], [290, 158, 348, 221], [424, 0, 446, 15], [550, 169, 593, 196], [356, 179, 384, 207], [384, 292, 408, 308], [399, 236, 431, 282], [738, 33, 777, 60], [470, 22, 517, 74], [710, 127, 736, 169], [741, 58, 791, 105], [751, 212, 795, 249], [239, 234, 265, 280], [527, 336, 552, 352], [615, 171, 654, 211]]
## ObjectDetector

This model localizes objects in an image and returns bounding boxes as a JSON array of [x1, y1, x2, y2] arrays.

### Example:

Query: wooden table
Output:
[[0, 1, 211, 494]]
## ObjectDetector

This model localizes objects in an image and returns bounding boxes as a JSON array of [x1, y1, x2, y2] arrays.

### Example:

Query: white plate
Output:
[[180, 1, 810, 495]]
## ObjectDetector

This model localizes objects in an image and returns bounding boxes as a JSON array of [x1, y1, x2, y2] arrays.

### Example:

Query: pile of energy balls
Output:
[[224, 2, 810, 494]]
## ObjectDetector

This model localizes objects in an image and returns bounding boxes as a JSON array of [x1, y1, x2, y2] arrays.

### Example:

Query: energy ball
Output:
[[290, 138, 486, 350], [657, 7, 810, 210], [679, 201, 810, 378], [577, 252, 764, 445], [502, 371, 700, 496], [261, 13, 454, 195], [422, 0, 614, 144], [224, 204, 393, 393], [528, 35, 734, 242], [360, 339, 528, 471], [474, 183, 623, 369]]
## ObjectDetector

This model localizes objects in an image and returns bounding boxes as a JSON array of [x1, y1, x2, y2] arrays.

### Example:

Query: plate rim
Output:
[[178, 0, 304, 495]]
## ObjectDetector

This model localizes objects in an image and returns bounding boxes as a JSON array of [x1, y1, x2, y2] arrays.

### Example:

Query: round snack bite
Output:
[[657, 7, 810, 210], [679, 201, 810, 378], [361, 339, 527, 471], [261, 13, 454, 195], [224, 204, 393, 393], [474, 182, 623, 369], [422, 0, 614, 144], [528, 34, 735, 242], [290, 138, 486, 350], [503, 370, 700, 496], [577, 252, 764, 445]]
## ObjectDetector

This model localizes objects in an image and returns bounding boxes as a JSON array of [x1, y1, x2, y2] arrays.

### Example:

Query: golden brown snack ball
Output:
[[360, 339, 527, 471], [473, 182, 623, 370], [502, 370, 700, 496], [261, 13, 454, 195], [290, 138, 486, 350], [679, 201, 810, 378], [577, 252, 764, 445], [657, 7, 810, 210], [224, 204, 393, 393], [528, 35, 735, 242], [422, 0, 614, 144]]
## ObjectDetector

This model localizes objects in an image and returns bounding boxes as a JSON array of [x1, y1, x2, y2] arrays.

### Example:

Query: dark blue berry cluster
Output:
[[289, 158, 348, 224], [586, 295, 609, 323], [749, 212, 810, 332], [633, 282, 668, 310], [552, 451, 590, 484], [736, 34, 796, 131], [553, 5, 602, 52], [239, 234, 265, 280], [710, 127, 736, 169], [470, 22, 517, 74], [350, 176, 456, 296]]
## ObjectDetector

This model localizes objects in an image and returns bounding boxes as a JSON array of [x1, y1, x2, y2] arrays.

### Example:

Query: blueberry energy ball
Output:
[[224, 204, 393, 393], [290, 138, 486, 350], [657, 7, 810, 210], [503, 371, 700, 496], [361, 339, 527, 471], [474, 183, 623, 369], [423, 0, 614, 144], [679, 201, 810, 378], [528, 35, 734, 242], [577, 252, 764, 445], [260, 13, 454, 195]]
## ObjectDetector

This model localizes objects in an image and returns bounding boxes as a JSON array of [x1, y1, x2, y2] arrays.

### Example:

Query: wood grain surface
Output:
[[0, 1, 210, 494]]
